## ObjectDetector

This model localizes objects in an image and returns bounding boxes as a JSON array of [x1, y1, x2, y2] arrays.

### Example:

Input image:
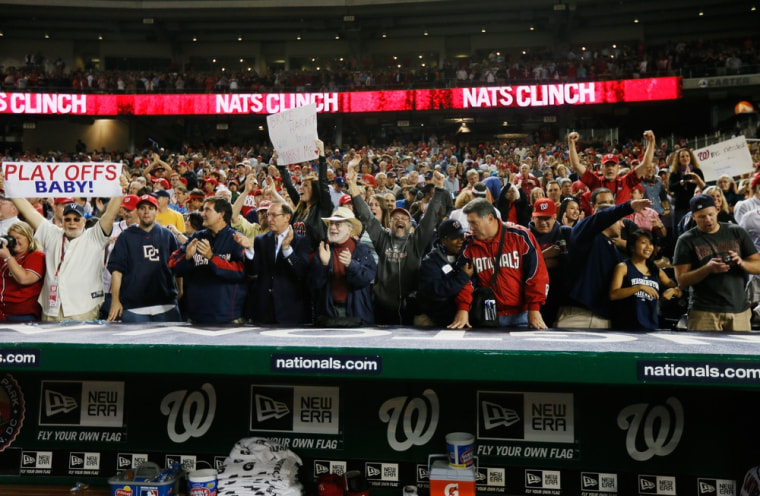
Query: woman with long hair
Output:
[[716, 175, 742, 212], [0, 221, 45, 322], [609, 230, 681, 331], [668, 148, 705, 230], [276, 140, 333, 251], [368, 194, 391, 229], [496, 183, 532, 227], [703, 185, 735, 224]]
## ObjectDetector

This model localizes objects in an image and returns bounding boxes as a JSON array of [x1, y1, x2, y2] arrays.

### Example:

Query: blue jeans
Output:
[[122, 306, 182, 323], [498, 312, 528, 329], [5, 314, 37, 323]]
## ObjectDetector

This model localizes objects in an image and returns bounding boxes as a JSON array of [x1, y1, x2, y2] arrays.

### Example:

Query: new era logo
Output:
[[698, 481, 716, 494], [255, 394, 289, 421], [481, 401, 520, 429], [416, 465, 428, 481], [70, 454, 84, 468], [117, 456, 132, 469], [640, 477, 656, 492], [525, 471, 542, 487], [45, 389, 77, 416], [582, 474, 598, 489], [315, 462, 329, 475], [366, 465, 381, 478], [22, 454, 36, 467]]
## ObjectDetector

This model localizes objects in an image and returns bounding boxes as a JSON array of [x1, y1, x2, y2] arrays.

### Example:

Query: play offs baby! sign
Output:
[[2, 162, 123, 197]]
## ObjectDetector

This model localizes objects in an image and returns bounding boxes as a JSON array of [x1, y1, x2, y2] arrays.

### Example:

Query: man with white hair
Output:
[[12, 195, 122, 321], [310, 207, 377, 325]]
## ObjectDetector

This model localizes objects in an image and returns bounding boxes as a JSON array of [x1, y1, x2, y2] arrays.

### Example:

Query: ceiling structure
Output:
[[0, 0, 755, 46]]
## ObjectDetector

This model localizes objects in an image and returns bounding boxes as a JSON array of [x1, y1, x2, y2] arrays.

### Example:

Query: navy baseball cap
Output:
[[62, 203, 86, 217]]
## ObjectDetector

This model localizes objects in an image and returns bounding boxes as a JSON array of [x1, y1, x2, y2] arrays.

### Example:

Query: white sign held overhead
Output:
[[693, 136, 754, 182], [267, 103, 318, 166], [2, 162, 123, 198]]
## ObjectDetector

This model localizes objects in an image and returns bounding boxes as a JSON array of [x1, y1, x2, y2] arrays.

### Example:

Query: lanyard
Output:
[[55, 233, 67, 278]]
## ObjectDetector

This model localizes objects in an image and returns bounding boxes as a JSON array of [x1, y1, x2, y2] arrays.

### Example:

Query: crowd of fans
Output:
[[3, 36, 759, 94], [2, 128, 760, 330]]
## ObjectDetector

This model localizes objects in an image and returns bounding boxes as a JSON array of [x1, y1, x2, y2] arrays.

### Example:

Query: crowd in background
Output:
[[2, 36, 759, 94], [2, 127, 760, 330]]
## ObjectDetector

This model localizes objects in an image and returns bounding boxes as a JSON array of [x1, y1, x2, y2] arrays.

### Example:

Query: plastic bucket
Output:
[[188, 468, 217, 496], [445, 432, 475, 468]]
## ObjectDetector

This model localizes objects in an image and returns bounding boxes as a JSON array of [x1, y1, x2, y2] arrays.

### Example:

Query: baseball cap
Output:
[[338, 193, 353, 206], [120, 194, 140, 211], [152, 177, 170, 189], [334, 176, 347, 187], [389, 207, 411, 220], [137, 194, 159, 209], [438, 219, 465, 239], [532, 198, 557, 217], [153, 189, 171, 198], [256, 200, 272, 212], [601, 153, 619, 165], [689, 193, 716, 213], [62, 203, 86, 218], [55, 197, 76, 205]]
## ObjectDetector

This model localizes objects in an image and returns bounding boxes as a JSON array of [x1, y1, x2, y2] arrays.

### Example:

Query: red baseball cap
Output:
[[54, 197, 76, 205], [601, 153, 619, 165], [532, 198, 557, 217], [137, 194, 159, 209], [120, 194, 140, 211], [338, 194, 353, 206]]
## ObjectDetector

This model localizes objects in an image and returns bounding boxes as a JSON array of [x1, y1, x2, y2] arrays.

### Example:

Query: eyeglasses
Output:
[[266, 213, 286, 219]]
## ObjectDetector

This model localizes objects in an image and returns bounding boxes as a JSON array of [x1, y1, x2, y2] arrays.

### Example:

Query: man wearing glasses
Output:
[[11, 195, 122, 322], [235, 201, 310, 325]]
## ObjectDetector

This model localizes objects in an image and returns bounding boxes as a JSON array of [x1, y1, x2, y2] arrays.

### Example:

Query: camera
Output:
[[723, 254, 734, 265], [0, 234, 17, 252]]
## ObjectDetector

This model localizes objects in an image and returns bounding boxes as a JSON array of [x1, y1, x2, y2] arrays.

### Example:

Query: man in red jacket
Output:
[[448, 198, 550, 329]]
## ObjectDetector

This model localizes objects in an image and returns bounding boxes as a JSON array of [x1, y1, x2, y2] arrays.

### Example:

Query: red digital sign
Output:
[[0, 77, 681, 116]]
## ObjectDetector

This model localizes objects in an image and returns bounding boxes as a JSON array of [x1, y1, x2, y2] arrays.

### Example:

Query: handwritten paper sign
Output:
[[694, 136, 754, 182], [267, 103, 318, 165], [2, 162, 123, 197]]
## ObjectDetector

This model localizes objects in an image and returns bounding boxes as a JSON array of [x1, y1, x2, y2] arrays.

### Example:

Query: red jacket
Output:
[[456, 222, 549, 315]]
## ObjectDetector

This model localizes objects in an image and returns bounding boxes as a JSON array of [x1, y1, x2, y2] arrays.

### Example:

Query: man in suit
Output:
[[242, 201, 310, 324]]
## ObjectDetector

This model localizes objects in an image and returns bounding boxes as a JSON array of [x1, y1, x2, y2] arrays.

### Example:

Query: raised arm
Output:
[[11, 197, 45, 230], [232, 173, 257, 223], [98, 194, 123, 236], [634, 130, 656, 179], [567, 132, 587, 177]]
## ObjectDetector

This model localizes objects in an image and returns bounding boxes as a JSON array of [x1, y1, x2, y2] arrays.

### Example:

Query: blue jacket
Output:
[[417, 241, 472, 326], [169, 225, 247, 324], [565, 202, 634, 319], [310, 239, 377, 325], [247, 229, 311, 324]]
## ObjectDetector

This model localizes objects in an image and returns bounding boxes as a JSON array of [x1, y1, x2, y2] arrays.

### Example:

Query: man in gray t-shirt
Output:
[[674, 194, 760, 331]]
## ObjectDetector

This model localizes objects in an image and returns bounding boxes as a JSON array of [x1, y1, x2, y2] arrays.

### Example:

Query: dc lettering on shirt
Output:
[[143, 246, 160, 261]]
